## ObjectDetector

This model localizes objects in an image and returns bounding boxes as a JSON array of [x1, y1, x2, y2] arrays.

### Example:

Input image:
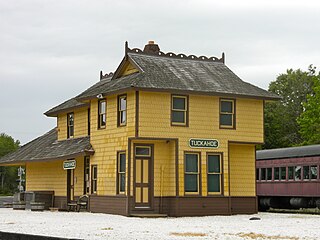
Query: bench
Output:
[[67, 195, 88, 212]]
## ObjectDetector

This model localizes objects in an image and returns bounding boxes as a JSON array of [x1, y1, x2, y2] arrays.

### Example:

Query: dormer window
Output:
[[67, 112, 74, 138], [118, 95, 127, 126], [98, 99, 106, 129]]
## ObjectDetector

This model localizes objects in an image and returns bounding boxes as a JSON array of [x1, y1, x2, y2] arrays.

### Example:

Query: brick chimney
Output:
[[143, 40, 160, 54]]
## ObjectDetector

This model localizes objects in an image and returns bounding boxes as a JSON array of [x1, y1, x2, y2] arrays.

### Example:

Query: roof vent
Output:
[[143, 40, 160, 54]]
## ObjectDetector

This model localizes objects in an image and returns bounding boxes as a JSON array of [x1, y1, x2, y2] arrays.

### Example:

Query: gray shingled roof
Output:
[[45, 97, 89, 117], [76, 52, 279, 101], [256, 144, 320, 160], [0, 129, 93, 165]]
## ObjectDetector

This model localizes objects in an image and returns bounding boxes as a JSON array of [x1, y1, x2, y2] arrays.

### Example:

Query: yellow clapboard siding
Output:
[[26, 157, 84, 196], [57, 107, 89, 140], [229, 144, 256, 196], [138, 91, 263, 196], [89, 91, 136, 195]]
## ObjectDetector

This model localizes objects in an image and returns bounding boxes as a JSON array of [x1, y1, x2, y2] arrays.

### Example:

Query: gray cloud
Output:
[[1, 0, 320, 144]]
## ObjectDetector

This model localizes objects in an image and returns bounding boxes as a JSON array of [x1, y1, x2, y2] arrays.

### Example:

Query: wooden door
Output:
[[67, 169, 74, 202], [134, 146, 152, 208]]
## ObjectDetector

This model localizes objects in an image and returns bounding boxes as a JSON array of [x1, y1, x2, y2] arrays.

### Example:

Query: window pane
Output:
[[288, 166, 294, 179], [208, 174, 220, 192], [208, 155, 220, 173], [256, 169, 259, 180], [69, 126, 74, 137], [261, 168, 266, 180], [311, 166, 318, 179], [267, 168, 272, 180], [120, 154, 126, 172], [280, 167, 286, 180], [135, 147, 150, 156], [100, 114, 106, 127], [220, 114, 232, 126], [221, 101, 233, 113], [274, 167, 279, 180], [68, 113, 74, 125], [186, 154, 198, 172], [185, 174, 198, 192], [99, 101, 106, 114], [120, 97, 126, 111], [120, 173, 125, 192], [121, 111, 126, 124], [173, 97, 185, 110], [172, 111, 185, 123], [295, 166, 301, 180], [93, 167, 97, 179], [303, 166, 310, 179]]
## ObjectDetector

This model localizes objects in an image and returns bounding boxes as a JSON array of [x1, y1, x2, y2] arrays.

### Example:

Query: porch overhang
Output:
[[0, 128, 94, 166]]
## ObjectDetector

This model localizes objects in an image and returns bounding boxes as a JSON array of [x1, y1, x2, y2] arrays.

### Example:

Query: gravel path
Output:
[[0, 208, 319, 239]]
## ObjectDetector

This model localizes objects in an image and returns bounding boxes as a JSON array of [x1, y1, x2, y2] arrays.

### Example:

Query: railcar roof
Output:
[[256, 144, 320, 160]]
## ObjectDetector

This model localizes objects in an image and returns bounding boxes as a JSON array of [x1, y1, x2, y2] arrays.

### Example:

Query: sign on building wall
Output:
[[63, 160, 76, 170], [189, 138, 219, 149]]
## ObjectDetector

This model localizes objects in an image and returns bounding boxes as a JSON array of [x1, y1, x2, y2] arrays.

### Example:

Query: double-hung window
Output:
[[91, 165, 97, 194], [220, 99, 235, 128], [207, 154, 222, 194], [172, 95, 188, 126], [184, 153, 199, 194], [117, 152, 126, 194], [98, 99, 106, 129], [67, 112, 74, 138], [118, 95, 127, 126]]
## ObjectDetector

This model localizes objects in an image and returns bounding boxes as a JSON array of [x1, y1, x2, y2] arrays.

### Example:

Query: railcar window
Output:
[[261, 168, 266, 180], [267, 168, 272, 180], [280, 167, 286, 180], [288, 166, 294, 180], [274, 167, 280, 180], [295, 166, 301, 180], [303, 166, 310, 180], [256, 169, 259, 180], [311, 165, 318, 179]]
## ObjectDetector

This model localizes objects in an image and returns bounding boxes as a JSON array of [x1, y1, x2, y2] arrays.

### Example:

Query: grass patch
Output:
[[227, 232, 298, 240], [170, 232, 207, 237]]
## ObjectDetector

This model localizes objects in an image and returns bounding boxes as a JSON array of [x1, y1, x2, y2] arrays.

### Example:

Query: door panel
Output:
[[134, 145, 153, 209], [67, 169, 74, 202]]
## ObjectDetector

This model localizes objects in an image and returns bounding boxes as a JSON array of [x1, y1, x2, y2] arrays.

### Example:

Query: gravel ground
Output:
[[0, 208, 319, 240]]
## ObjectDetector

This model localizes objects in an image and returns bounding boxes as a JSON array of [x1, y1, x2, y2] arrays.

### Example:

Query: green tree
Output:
[[0, 133, 20, 194], [264, 66, 316, 149], [298, 73, 320, 145]]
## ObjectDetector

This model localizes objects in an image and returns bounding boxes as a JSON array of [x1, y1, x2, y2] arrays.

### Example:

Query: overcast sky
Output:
[[1, 0, 320, 145]]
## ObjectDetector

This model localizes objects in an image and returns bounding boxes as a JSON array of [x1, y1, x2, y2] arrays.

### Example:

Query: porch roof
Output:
[[0, 129, 93, 165]]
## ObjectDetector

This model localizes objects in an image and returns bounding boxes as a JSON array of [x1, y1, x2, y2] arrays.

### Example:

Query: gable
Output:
[[117, 60, 139, 78]]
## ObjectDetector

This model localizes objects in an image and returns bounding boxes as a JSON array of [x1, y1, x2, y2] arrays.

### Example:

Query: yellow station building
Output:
[[0, 41, 279, 216]]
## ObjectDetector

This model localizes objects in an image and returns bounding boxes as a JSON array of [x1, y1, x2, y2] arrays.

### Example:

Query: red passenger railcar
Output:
[[256, 145, 320, 210]]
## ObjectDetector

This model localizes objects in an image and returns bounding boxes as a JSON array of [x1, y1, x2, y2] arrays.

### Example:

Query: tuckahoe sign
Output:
[[63, 160, 76, 170], [189, 138, 219, 149]]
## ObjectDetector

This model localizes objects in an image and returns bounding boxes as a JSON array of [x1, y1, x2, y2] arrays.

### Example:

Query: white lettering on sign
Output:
[[63, 160, 76, 170], [189, 138, 219, 149]]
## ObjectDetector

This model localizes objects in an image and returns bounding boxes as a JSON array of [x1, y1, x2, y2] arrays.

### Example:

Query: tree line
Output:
[[263, 65, 320, 149], [0, 133, 20, 195]]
